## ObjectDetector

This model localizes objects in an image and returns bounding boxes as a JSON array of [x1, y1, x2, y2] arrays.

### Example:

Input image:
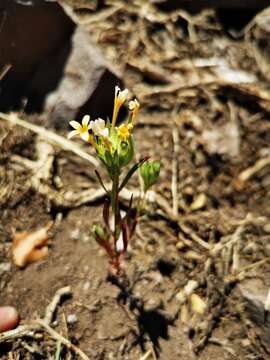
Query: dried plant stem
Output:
[[179, 220, 211, 250], [10, 147, 173, 217], [211, 223, 244, 256], [36, 319, 90, 360], [139, 345, 157, 360], [0, 112, 99, 167], [0, 286, 89, 360], [171, 125, 180, 216], [0, 325, 38, 342], [238, 156, 270, 182], [44, 286, 71, 325]]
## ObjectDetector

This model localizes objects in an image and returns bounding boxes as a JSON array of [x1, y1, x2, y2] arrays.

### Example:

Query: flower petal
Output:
[[99, 127, 109, 138], [80, 131, 90, 141], [91, 118, 106, 136], [129, 99, 139, 110], [68, 130, 79, 139], [82, 115, 90, 127], [118, 89, 128, 102], [69, 121, 81, 130], [89, 120, 95, 129], [97, 118, 105, 128], [115, 85, 120, 96]]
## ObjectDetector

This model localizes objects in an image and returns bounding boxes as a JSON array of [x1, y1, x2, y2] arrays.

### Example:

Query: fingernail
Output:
[[0, 306, 19, 332]]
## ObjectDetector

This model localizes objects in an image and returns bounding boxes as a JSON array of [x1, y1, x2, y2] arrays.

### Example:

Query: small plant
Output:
[[68, 86, 160, 275]]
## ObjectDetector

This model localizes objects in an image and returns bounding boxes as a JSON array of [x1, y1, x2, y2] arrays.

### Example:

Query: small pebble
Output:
[[82, 234, 90, 243], [83, 281, 91, 292], [70, 229, 80, 241], [67, 314, 78, 324], [0, 262, 11, 275]]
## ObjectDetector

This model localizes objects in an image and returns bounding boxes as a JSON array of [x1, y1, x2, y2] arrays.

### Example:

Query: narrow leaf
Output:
[[103, 197, 111, 231], [121, 194, 137, 241], [129, 217, 137, 238], [127, 193, 133, 211], [118, 156, 150, 193], [121, 217, 129, 252], [95, 170, 108, 193]]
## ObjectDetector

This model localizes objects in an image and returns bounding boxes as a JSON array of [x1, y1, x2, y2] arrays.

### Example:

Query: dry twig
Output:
[[0, 112, 99, 167], [36, 319, 90, 360], [171, 124, 180, 216], [238, 156, 270, 182], [43, 286, 71, 325], [0, 286, 90, 360]]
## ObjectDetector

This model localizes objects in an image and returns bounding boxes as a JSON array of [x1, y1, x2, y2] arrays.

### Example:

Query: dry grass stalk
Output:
[[171, 124, 180, 216], [0, 287, 89, 360], [0, 112, 99, 167]]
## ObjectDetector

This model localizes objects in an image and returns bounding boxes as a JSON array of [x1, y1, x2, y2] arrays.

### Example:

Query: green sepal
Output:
[[95, 170, 108, 193], [140, 160, 161, 191]]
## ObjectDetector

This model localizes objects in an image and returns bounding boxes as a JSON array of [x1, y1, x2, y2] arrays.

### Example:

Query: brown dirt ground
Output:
[[1, 1, 270, 359]]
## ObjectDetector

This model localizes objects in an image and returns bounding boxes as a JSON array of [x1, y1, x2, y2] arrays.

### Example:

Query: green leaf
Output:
[[118, 156, 150, 193], [95, 170, 108, 193], [103, 197, 111, 231]]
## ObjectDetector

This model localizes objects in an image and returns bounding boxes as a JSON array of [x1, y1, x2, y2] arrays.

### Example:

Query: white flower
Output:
[[129, 99, 139, 111], [90, 118, 109, 138], [68, 115, 91, 141], [111, 86, 129, 127], [115, 86, 129, 103], [129, 99, 140, 124]]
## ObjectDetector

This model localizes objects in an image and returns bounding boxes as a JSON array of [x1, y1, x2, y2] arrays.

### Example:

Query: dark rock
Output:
[[0, 0, 122, 127], [44, 26, 121, 129], [0, 0, 74, 111]]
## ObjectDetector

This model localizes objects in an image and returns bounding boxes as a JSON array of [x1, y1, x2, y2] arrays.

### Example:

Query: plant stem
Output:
[[111, 173, 120, 243], [137, 190, 147, 216]]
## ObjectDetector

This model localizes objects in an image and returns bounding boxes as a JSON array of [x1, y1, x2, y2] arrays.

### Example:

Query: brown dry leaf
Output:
[[12, 222, 53, 268]]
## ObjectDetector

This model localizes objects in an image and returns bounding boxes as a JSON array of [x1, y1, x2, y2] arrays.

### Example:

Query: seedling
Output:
[[68, 86, 160, 275]]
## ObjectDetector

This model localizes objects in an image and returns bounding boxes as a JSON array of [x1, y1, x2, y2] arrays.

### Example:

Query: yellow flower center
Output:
[[118, 124, 133, 140], [81, 124, 89, 133]]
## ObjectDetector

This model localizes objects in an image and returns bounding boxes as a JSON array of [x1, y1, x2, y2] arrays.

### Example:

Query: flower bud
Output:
[[140, 161, 160, 191], [92, 224, 107, 241], [118, 138, 134, 168]]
